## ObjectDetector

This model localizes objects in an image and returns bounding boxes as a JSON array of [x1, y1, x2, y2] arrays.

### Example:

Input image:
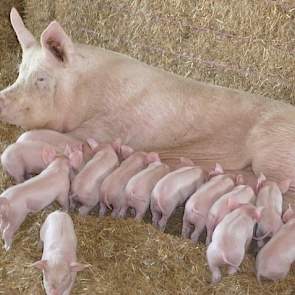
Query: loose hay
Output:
[[0, 0, 294, 294]]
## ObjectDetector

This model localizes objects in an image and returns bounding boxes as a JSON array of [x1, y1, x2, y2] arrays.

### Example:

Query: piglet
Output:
[[32, 211, 88, 295], [182, 163, 242, 243], [255, 173, 290, 248], [207, 203, 263, 283], [71, 141, 120, 215], [206, 184, 255, 245], [1, 141, 58, 183], [124, 161, 170, 221], [151, 163, 207, 232], [100, 151, 160, 218], [0, 148, 82, 250], [256, 205, 295, 281]]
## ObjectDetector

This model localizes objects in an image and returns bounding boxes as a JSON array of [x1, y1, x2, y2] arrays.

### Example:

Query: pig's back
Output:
[[256, 185, 282, 213], [126, 162, 169, 197], [187, 175, 235, 211], [73, 147, 118, 192]]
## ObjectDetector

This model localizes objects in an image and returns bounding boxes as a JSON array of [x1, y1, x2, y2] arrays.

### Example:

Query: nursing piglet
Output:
[[256, 205, 295, 282], [206, 184, 255, 245], [32, 211, 88, 295], [207, 203, 263, 283], [151, 164, 207, 231], [182, 164, 242, 243], [0, 149, 82, 250], [124, 161, 170, 221], [100, 151, 160, 218], [1, 141, 57, 183], [71, 142, 120, 215], [255, 173, 290, 248]]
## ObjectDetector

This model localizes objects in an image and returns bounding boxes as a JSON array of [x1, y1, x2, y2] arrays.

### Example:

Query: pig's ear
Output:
[[256, 173, 266, 194], [282, 204, 294, 223], [146, 152, 160, 164], [120, 145, 134, 160], [40, 21, 74, 64], [69, 151, 83, 170], [235, 174, 244, 185], [86, 138, 99, 151], [254, 206, 264, 222], [179, 157, 194, 166], [31, 260, 48, 271], [227, 197, 240, 211], [278, 179, 291, 194], [42, 146, 56, 165], [10, 8, 36, 50], [69, 262, 89, 272]]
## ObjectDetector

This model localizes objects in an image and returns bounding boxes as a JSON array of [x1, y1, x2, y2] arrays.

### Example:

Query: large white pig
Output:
[[2, 8, 295, 193], [0, 150, 82, 250], [255, 173, 290, 247], [256, 205, 295, 282], [32, 211, 88, 295]]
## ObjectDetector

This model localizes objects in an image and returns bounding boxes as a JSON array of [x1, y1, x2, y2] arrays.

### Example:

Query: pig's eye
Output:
[[37, 77, 45, 82]]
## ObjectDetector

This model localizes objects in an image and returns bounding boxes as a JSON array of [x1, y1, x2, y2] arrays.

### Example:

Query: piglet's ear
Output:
[[282, 204, 294, 223], [42, 146, 56, 165], [120, 145, 134, 160], [86, 138, 99, 151], [256, 173, 266, 194], [255, 206, 264, 222], [70, 262, 89, 272], [179, 157, 194, 166], [40, 21, 75, 64], [145, 152, 160, 164], [227, 197, 240, 211], [208, 163, 224, 178], [235, 174, 244, 185], [278, 179, 291, 194], [31, 260, 48, 271], [69, 151, 83, 170]]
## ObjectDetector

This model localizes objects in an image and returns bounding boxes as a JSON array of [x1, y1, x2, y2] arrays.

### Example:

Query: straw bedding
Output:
[[0, 0, 294, 294]]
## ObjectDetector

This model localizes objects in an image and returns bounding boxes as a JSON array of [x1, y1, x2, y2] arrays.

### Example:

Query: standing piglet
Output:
[[182, 164, 242, 243], [100, 151, 160, 218], [256, 205, 295, 281], [207, 203, 263, 283], [124, 161, 170, 221], [255, 173, 290, 248], [1, 141, 58, 183], [206, 184, 255, 245], [150, 164, 207, 231], [32, 211, 88, 295], [0, 149, 82, 250], [71, 142, 120, 215]]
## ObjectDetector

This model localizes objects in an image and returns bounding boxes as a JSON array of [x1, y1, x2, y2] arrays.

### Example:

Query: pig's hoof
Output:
[[4, 244, 11, 251], [228, 266, 238, 275]]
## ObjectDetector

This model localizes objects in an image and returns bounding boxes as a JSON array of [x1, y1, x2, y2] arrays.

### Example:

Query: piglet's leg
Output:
[[99, 203, 107, 217], [190, 227, 203, 243], [181, 219, 193, 239], [111, 207, 121, 218], [152, 211, 161, 227], [228, 266, 238, 275], [2, 218, 24, 251], [79, 205, 93, 216], [57, 193, 70, 211], [118, 207, 128, 218], [158, 215, 168, 232]]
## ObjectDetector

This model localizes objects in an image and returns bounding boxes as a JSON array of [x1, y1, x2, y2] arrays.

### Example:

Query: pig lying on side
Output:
[[124, 160, 170, 221], [0, 148, 82, 250], [151, 164, 207, 232], [100, 151, 160, 218], [206, 184, 255, 245], [256, 205, 295, 282], [32, 211, 88, 295], [255, 173, 290, 248], [1, 141, 58, 183], [207, 203, 263, 283], [71, 140, 121, 215], [182, 164, 241, 243]]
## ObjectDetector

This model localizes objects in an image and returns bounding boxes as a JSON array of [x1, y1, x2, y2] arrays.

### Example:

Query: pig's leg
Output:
[[228, 266, 238, 275], [111, 207, 121, 218], [0, 218, 8, 234], [134, 202, 148, 221], [57, 193, 70, 211], [151, 210, 162, 227], [2, 216, 24, 251], [190, 227, 203, 243], [118, 207, 128, 218], [78, 205, 93, 216], [99, 202, 107, 217], [158, 215, 168, 232], [207, 246, 222, 283], [181, 218, 194, 239]]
